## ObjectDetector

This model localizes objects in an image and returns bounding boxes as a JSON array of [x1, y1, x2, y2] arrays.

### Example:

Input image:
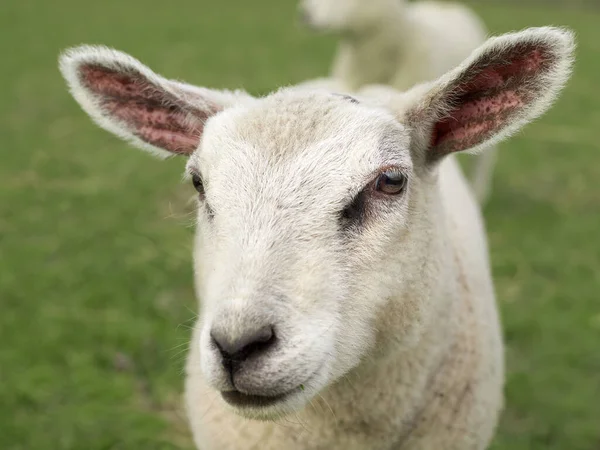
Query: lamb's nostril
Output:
[[210, 325, 276, 369]]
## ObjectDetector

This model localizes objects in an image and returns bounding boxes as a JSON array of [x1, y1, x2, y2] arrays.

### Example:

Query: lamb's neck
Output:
[[301, 197, 467, 438], [333, 5, 413, 90], [301, 284, 467, 446]]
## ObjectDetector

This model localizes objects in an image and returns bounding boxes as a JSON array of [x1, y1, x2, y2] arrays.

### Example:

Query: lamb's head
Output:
[[59, 27, 574, 420], [299, 0, 400, 33]]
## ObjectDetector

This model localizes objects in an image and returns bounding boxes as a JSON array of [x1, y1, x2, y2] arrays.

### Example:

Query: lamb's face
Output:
[[299, 0, 393, 33], [190, 89, 415, 419]]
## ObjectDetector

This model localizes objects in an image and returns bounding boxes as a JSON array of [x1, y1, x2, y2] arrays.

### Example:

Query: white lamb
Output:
[[300, 0, 497, 203], [59, 27, 574, 450]]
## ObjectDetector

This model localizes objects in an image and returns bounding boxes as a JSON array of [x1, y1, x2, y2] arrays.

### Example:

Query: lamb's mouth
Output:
[[221, 389, 294, 408], [220, 369, 323, 410]]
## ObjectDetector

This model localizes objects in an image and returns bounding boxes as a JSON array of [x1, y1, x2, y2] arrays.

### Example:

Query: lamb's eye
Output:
[[374, 170, 407, 195], [192, 174, 204, 195]]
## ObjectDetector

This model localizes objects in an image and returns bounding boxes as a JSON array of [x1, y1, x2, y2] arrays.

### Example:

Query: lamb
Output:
[[299, 0, 497, 203], [59, 27, 574, 450]]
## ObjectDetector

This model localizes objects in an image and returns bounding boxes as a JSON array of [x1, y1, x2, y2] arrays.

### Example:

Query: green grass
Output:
[[1, 1, 598, 449]]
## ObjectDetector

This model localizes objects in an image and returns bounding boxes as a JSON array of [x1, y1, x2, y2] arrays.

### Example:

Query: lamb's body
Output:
[[185, 155, 503, 450]]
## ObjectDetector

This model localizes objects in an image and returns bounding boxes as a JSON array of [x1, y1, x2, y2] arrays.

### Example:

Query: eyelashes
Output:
[[339, 167, 409, 232]]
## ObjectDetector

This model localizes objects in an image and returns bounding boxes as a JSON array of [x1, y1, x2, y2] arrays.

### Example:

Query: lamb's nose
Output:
[[210, 325, 275, 372]]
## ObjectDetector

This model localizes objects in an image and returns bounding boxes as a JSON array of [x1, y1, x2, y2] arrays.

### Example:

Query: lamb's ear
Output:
[[59, 45, 249, 157], [405, 27, 575, 162]]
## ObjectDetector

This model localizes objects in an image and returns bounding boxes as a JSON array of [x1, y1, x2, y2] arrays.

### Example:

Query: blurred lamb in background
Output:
[[299, 0, 486, 90], [299, 0, 497, 203]]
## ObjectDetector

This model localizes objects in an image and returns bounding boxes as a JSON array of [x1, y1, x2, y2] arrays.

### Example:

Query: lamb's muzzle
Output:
[[210, 323, 288, 408]]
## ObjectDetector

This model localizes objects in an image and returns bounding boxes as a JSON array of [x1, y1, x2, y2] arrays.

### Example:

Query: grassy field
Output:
[[1, 0, 598, 449]]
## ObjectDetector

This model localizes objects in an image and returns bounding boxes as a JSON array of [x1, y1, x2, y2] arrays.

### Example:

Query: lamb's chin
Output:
[[223, 389, 312, 421]]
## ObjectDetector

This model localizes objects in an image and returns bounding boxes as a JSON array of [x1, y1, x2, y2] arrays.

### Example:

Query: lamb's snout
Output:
[[210, 324, 276, 375], [202, 301, 330, 414]]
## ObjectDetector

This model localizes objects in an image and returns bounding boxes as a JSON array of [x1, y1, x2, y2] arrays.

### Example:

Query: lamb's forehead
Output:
[[195, 89, 410, 171]]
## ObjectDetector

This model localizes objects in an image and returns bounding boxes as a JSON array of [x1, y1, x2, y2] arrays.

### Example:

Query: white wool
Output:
[[59, 27, 575, 450]]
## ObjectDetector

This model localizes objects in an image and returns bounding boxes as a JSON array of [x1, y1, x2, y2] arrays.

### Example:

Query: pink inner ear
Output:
[[431, 46, 551, 154], [79, 65, 212, 154]]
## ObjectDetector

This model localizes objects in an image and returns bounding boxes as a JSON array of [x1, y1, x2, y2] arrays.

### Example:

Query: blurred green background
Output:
[[1, 0, 598, 449]]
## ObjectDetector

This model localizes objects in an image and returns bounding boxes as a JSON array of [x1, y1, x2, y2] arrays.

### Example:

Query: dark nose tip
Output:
[[211, 325, 275, 371]]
